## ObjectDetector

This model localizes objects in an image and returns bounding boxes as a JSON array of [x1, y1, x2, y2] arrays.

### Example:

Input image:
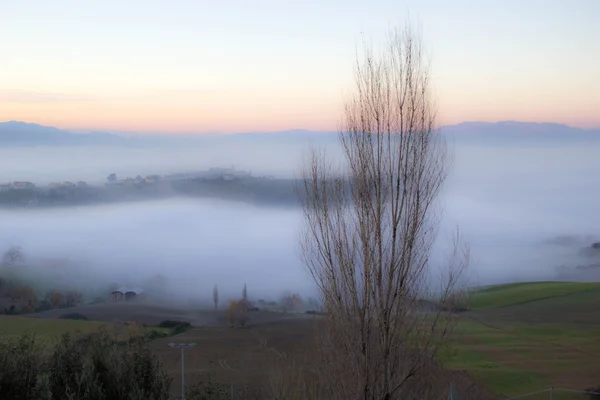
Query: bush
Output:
[[59, 312, 88, 320], [144, 330, 170, 340], [0, 333, 50, 400], [157, 320, 192, 334], [0, 327, 172, 400]]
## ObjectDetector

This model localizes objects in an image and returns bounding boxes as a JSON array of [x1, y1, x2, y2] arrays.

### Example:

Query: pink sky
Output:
[[0, 0, 598, 133]]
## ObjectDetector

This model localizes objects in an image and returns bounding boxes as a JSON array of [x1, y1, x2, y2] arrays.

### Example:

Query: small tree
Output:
[[16, 285, 37, 312], [64, 290, 83, 307], [212, 284, 219, 310], [227, 300, 238, 327], [2, 246, 24, 266], [49, 291, 64, 309]]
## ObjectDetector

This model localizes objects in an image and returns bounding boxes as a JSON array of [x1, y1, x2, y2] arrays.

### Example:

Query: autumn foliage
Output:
[[227, 300, 249, 327]]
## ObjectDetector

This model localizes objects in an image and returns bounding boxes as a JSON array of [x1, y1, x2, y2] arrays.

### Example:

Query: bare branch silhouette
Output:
[[297, 22, 470, 399]]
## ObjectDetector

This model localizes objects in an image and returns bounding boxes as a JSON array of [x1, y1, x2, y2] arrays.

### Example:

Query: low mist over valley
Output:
[[0, 121, 599, 304]]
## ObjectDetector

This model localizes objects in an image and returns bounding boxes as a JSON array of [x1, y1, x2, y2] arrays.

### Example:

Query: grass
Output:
[[445, 319, 600, 397], [0, 315, 108, 340], [442, 282, 600, 397], [470, 281, 600, 310], [442, 345, 545, 397], [0, 315, 173, 344]]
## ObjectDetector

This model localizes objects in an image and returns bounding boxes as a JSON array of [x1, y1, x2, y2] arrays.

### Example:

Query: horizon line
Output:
[[1, 119, 599, 136]]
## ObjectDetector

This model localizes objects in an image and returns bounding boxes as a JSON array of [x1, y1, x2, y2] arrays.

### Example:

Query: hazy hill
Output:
[[0, 120, 597, 147], [443, 121, 600, 145], [0, 121, 130, 146]]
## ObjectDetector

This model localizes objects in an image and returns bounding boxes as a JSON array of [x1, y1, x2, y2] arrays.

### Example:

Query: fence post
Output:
[[550, 386, 554, 400]]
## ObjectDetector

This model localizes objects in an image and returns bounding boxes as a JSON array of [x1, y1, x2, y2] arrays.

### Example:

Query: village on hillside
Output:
[[0, 166, 293, 208]]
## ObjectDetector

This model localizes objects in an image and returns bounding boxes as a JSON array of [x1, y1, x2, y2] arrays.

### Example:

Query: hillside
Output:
[[443, 282, 600, 396], [0, 120, 598, 147], [470, 281, 600, 310]]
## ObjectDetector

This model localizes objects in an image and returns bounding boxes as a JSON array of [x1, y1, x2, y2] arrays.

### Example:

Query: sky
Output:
[[0, 0, 598, 133]]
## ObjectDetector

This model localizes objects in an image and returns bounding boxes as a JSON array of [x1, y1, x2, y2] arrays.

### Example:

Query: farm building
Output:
[[111, 287, 145, 302]]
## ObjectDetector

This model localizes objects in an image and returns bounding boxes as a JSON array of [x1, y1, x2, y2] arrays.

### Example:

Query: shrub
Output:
[[144, 329, 170, 340], [49, 291, 63, 308], [59, 312, 88, 320], [0, 328, 172, 399], [0, 333, 50, 400], [47, 327, 172, 399], [227, 300, 251, 327], [157, 320, 192, 334]]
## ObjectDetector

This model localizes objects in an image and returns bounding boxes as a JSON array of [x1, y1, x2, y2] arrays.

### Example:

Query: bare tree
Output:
[[212, 284, 219, 310], [297, 23, 469, 399], [2, 246, 24, 266]]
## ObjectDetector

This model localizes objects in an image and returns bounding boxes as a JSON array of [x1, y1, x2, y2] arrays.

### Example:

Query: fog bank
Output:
[[0, 134, 598, 301]]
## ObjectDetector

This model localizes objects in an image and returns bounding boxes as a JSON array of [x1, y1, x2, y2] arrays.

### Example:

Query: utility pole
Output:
[[168, 342, 196, 400]]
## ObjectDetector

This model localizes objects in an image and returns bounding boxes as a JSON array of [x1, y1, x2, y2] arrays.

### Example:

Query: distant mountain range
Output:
[[0, 120, 597, 147]]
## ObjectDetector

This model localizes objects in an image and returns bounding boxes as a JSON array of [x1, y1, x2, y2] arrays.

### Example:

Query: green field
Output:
[[2, 281, 599, 399], [445, 281, 600, 398], [470, 281, 600, 310], [0, 315, 171, 343]]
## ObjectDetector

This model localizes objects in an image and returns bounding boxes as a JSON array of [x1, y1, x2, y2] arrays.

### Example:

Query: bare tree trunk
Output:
[[297, 22, 469, 400]]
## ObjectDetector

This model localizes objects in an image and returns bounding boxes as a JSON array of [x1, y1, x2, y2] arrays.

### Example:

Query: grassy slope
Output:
[[445, 282, 600, 398], [470, 281, 600, 310]]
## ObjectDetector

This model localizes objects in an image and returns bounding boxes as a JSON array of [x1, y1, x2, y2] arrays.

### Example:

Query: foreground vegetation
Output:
[[0, 328, 174, 400], [2, 281, 599, 399]]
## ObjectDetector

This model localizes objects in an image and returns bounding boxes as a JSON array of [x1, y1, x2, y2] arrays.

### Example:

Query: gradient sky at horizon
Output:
[[0, 0, 598, 134]]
